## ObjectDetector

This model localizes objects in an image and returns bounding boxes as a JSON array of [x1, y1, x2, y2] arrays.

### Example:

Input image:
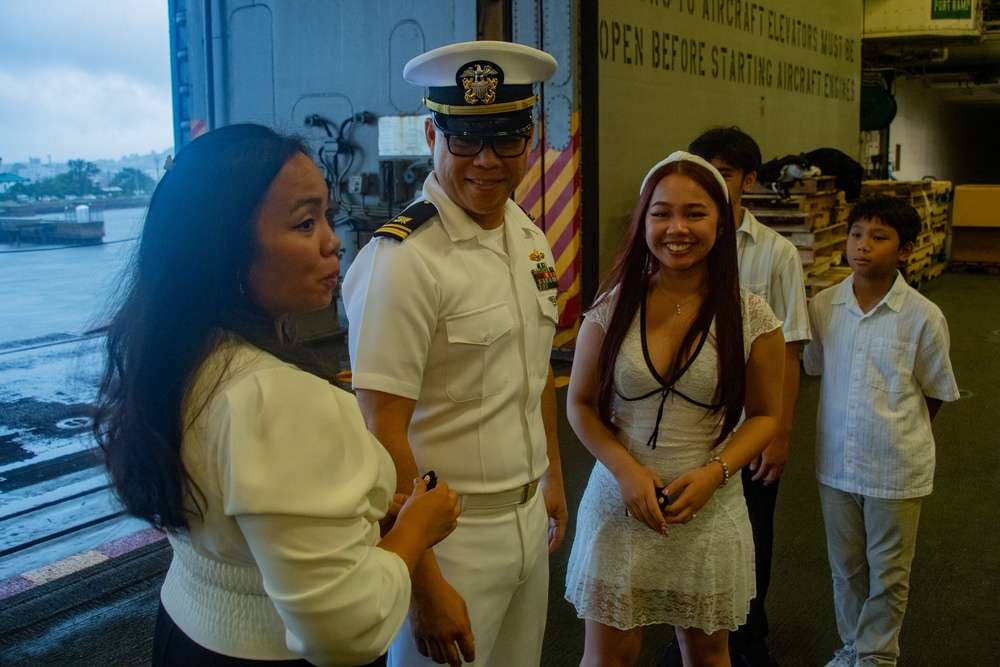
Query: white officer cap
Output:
[[404, 40, 557, 137]]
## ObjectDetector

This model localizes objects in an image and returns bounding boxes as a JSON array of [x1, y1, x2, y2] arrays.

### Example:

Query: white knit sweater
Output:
[[159, 341, 410, 665]]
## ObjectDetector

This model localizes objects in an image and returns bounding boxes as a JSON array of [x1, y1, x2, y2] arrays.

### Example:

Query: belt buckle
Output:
[[520, 480, 537, 504]]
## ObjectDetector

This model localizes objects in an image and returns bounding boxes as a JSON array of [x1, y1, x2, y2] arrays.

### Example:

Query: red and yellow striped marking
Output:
[[190, 118, 207, 141], [515, 111, 582, 348]]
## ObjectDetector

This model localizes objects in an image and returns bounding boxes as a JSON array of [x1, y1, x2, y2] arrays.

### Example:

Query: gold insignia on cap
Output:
[[461, 64, 498, 105], [423, 95, 539, 116], [529, 249, 545, 262]]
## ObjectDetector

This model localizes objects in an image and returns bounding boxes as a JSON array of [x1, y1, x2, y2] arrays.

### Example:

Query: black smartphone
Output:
[[626, 486, 671, 516], [653, 486, 671, 509]]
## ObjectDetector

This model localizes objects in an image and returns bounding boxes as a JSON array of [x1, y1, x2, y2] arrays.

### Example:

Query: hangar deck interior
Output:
[[2, 270, 998, 666]]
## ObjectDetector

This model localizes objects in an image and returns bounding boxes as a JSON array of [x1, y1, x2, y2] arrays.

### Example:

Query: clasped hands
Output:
[[617, 462, 719, 534]]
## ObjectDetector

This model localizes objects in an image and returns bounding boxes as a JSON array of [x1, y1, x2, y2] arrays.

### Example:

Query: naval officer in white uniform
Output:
[[343, 41, 567, 667]]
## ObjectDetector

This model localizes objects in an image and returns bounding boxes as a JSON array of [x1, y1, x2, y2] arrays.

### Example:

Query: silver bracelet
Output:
[[707, 456, 729, 487]]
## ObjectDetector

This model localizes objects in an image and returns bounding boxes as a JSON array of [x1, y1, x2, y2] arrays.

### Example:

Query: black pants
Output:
[[730, 469, 781, 648], [151, 601, 386, 667]]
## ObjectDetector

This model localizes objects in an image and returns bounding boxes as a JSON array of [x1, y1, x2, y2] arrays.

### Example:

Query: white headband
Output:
[[639, 150, 730, 203]]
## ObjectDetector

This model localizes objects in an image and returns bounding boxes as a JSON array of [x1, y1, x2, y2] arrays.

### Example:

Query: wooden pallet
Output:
[[925, 262, 946, 280], [785, 222, 847, 248], [751, 210, 820, 232], [799, 238, 846, 265], [744, 191, 841, 213], [930, 180, 953, 195], [907, 243, 935, 264], [803, 256, 833, 278], [950, 261, 1000, 275], [806, 266, 853, 297], [908, 261, 947, 286], [908, 255, 932, 274], [861, 180, 933, 197]]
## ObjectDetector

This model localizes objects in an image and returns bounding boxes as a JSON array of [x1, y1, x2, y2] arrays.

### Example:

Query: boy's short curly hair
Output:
[[847, 194, 921, 247]]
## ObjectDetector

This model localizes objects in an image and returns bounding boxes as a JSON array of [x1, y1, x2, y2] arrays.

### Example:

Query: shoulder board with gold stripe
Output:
[[516, 200, 535, 222], [373, 200, 438, 241]]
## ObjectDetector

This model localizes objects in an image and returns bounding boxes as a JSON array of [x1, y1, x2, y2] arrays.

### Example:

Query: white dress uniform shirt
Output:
[[803, 273, 960, 499], [342, 172, 559, 494], [737, 208, 811, 344]]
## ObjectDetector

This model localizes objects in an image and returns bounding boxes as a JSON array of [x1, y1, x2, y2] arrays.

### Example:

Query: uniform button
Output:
[[484, 334, 491, 342]]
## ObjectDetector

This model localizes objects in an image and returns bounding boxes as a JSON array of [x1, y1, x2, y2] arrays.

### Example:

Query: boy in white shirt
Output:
[[804, 194, 959, 667]]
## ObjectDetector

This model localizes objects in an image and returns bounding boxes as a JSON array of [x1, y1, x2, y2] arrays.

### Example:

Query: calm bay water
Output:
[[0, 207, 146, 345]]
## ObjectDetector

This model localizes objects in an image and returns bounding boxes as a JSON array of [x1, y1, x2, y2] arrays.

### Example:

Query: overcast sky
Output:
[[0, 1, 172, 165]]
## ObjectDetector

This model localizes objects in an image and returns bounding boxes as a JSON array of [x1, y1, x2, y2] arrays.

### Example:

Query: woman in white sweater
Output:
[[93, 124, 460, 666]]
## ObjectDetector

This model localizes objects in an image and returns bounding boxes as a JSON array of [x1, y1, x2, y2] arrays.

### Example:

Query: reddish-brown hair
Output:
[[592, 159, 745, 447]]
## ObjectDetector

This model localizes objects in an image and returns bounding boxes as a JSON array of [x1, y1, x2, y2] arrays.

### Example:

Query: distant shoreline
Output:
[[0, 197, 150, 216]]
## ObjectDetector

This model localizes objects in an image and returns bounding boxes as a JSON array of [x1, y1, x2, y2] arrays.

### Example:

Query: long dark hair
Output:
[[594, 159, 745, 446], [93, 123, 317, 530]]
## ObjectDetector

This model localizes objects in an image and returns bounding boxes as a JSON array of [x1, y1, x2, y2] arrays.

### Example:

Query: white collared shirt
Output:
[[736, 208, 811, 344], [803, 273, 960, 498], [343, 173, 558, 495]]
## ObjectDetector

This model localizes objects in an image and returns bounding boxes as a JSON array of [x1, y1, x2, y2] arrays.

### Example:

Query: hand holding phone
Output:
[[626, 486, 671, 516]]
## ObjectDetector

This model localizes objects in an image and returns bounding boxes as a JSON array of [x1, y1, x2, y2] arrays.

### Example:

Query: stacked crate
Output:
[[744, 176, 853, 298], [745, 178, 953, 297], [950, 184, 1000, 268], [858, 180, 951, 285]]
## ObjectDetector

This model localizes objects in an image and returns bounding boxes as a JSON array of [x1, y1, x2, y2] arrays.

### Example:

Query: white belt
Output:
[[460, 479, 540, 511]]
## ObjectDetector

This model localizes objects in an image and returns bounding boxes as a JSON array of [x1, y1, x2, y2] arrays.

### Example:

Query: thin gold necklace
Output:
[[671, 292, 702, 316], [655, 284, 705, 317]]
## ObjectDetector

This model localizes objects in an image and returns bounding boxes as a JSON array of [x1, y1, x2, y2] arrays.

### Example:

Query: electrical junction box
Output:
[[348, 174, 368, 195]]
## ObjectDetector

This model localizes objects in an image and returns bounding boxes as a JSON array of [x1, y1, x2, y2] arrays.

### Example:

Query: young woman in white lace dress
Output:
[[564, 152, 785, 667]]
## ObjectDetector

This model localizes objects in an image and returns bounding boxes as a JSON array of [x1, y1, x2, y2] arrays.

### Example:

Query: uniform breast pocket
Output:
[[536, 290, 559, 327], [445, 303, 513, 401], [865, 337, 916, 394]]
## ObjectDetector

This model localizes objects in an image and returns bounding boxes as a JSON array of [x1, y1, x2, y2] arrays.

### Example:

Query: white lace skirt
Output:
[[564, 460, 755, 633]]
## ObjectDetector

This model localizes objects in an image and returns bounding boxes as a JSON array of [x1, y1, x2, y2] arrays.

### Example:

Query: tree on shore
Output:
[[63, 160, 101, 195], [4, 159, 101, 199], [111, 167, 156, 195]]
